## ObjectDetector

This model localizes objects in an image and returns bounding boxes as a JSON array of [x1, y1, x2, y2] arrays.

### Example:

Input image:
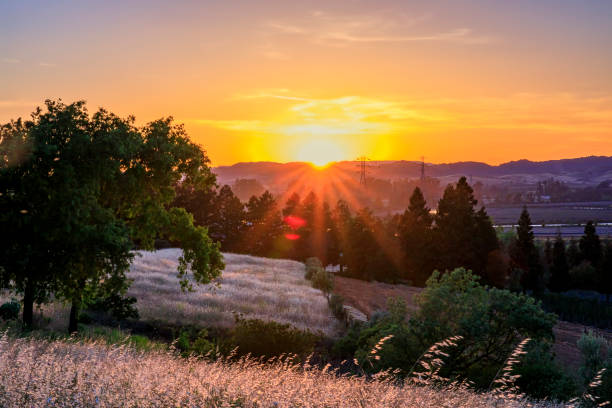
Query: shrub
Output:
[[311, 269, 334, 294], [328, 294, 347, 321], [0, 300, 20, 321], [386, 297, 407, 323], [514, 340, 577, 401], [230, 317, 320, 358], [304, 257, 323, 280], [175, 327, 216, 357]]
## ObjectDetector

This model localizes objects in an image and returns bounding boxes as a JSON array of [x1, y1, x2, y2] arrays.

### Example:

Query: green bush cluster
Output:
[[230, 316, 320, 359], [0, 300, 20, 321], [332, 268, 564, 399], [175, 327, 217, 357], [538, 292, 612, 329]]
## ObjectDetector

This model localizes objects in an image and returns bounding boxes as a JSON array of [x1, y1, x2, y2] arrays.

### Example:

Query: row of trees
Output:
[[0, 101, 224, 331], [510, 209, 612, 296]]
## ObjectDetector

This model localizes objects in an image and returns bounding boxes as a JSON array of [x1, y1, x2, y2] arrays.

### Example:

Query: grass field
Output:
[[127, 249, 339, 336], [0, 335, 563, 408]]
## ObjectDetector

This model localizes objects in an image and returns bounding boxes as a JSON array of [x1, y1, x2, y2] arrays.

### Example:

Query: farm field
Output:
[[0, 335, 563, 408], [128, 250, 339, 336], [487, 202, 612, 226], [334, 276, 612, 370]]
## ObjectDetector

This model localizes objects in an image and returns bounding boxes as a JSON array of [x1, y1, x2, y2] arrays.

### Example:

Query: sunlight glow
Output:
[[294, 139, 347, 168]]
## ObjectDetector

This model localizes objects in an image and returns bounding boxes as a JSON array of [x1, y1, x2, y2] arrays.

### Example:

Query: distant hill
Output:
[[213, 156, 612, 191]]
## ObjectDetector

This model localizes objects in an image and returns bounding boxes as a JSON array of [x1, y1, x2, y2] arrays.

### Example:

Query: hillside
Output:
[[0, 336, 562, 407], [127, 250, 339, 336], [213, 156, 612, 191]]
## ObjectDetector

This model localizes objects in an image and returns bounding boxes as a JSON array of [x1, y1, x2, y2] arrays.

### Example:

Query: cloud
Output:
[[192, 91, 612, 138], [264, 11, 494, 47], [2, 58, 20, 64], [38, 62, 57, 67]]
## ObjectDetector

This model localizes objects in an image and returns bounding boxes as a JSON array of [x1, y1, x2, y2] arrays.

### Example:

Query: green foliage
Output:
[[311, 268, 334, 294], [333, 267, 558, 394], [570, 261, 598, 290], [386, 297, 407, 323], [514, 340, 578, 401], [0, 100, 223, 331], [510, 206, 543, 292], [175, 327, 216, 357], [328, 293, 347, 321], [577, 330, 609, 385], [304, 257, 323, 280], [538, 292, 612, 329], [230, 317, 320, 359], [0, 300, 20, 320]]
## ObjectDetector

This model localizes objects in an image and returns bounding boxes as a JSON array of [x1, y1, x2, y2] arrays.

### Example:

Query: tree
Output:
[[231, 178, 265, 202], [0, 100, 224, 331], [601, 242, 612, 302], [434, 177, 499, 279], [398, 187, 433, 285], [549, 234, 570, 292], [210, 185, 245, 252], [579, 221, 601, 266], [331, 200, 353, 273], [511, 206, 543, 292], [245, 191, 284, 256]]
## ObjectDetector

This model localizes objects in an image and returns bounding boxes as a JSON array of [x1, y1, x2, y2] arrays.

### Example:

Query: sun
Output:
[[295, 139, 347, 168]]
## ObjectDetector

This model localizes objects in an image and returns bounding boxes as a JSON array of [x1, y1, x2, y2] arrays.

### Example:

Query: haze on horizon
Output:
[[1, 0, 612, 166]]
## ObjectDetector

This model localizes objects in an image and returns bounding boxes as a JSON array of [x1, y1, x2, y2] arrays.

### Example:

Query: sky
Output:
[[1, 0, 612, 166]]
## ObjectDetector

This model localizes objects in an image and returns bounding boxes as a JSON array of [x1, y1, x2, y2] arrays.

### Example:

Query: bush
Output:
[[304, 257, 323, 280], [328, 294, 347, 321], [514, 340, 577, 401], [0, 300, 20, 321], [538, 292, 612, 329], [175, 327, 216, 357], [311, 269, 334, 294], [230, 317, 320, 358]]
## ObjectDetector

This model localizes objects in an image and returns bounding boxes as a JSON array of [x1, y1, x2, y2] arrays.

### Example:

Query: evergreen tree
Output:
[[331, 200, 353, 273], [212, 185, 245, 252], [434, 177, 499, 279], [398, 187, 434, 285], [601, 241, 612, 302], [567, 239, 580, 268], [549, 234, 570, 292], [579, 221, 602, 266], [245, 191, 283, 256], [511, 206, 543, 292]]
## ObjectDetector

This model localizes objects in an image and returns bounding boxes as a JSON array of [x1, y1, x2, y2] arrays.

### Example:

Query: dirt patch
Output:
[[334, 276, 612, 369]]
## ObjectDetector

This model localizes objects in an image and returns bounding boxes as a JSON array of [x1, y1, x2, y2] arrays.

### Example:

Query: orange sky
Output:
[[1, 1, 611, 166]]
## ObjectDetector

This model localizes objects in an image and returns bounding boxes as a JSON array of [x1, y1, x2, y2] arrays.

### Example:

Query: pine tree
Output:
[[511, 206, 543, 292], [579, 221, 601, 266], [399, 187, 433, 284], [549, 234, 570, 292]]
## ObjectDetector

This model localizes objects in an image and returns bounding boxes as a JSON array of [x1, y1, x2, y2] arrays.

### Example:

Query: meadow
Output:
[[127, 249, 339, 336], [0, 334, 564, 408]]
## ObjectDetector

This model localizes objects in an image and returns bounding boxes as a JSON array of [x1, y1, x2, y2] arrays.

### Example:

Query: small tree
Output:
[[511, 207, 543, 292], [580, 221, 602, 266], [549, 234, 570, 292]]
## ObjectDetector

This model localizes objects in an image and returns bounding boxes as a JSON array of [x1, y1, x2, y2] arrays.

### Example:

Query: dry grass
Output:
[[0, 335, 564, 408], [127, 249, 339, 336]]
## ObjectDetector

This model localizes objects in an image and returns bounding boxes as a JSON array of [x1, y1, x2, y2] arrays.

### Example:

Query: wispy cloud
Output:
[[264, 10, 494, 47], [39, 62, 57, 67], [2, 58, 20, 64]]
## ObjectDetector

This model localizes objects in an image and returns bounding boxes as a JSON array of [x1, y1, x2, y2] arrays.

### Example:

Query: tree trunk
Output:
[[68, 296, 81, 333], [22, 279, 34, 328]]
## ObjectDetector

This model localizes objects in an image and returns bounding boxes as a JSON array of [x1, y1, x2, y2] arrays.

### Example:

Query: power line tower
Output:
[[420, 156, 426, 182], [356, 156, 369, 186]]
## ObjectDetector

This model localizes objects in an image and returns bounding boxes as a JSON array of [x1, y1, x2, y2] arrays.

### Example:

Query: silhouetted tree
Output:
[[434, 177, 499, 279], [579, 221, 601, 266], [211, 185, 245, 252], [232, 178, 265, 202], [510, 207, 543, 292], [601, 242, 612, 302], [399, 187, 434, 285], [245, 191, 283, 256], [549, 234, 570, 292]]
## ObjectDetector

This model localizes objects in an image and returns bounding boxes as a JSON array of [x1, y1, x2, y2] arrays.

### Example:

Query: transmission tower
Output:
[[356, 156, 369, 186], [420, 156, 425, 181]]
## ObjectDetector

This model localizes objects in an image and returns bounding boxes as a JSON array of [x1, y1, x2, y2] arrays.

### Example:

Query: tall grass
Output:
[[0, 335, 564, 408], [127, 250, 340, 335]]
